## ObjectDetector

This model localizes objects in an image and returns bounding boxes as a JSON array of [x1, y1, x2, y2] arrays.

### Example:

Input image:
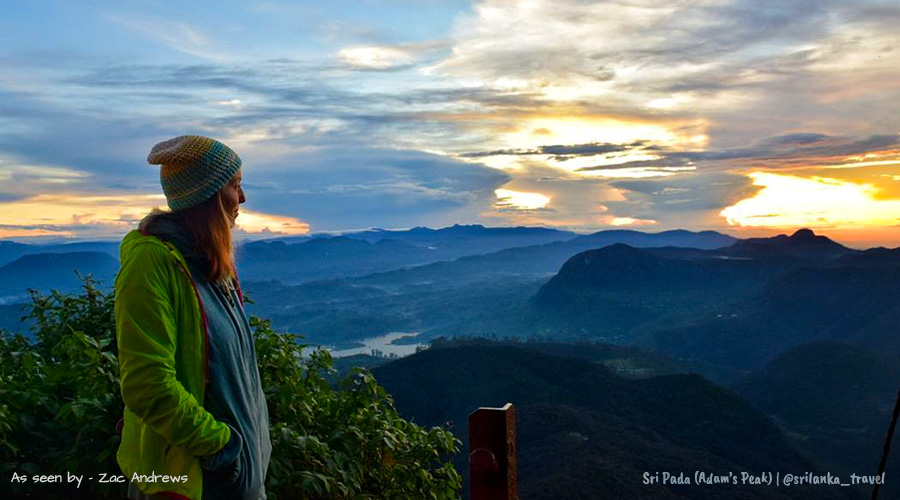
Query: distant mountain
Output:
[[492, 230, 857, 346], [344, 229, 739, 291], [733, 342, 900, 497], [0, 241, 32, 268], [371, 343, 861, 500], [269, 223, 578, 250], [535, 243, 760, 295], [237, 236, 434, 283], [0, 240, 119, 267], [723, 228, 852, 260], [236, 225, 579, 284], [0, 252, 119, 299], [344, 223, 579, 249], [570, 228, 736, 250], [453, 243, 790, 344]]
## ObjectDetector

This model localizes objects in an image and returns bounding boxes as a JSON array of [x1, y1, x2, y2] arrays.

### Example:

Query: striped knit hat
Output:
[[147, 135, 242, 211]]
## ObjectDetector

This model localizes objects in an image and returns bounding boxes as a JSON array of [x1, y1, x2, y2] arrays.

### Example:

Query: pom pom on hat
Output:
[[148, 135, 242, 211]]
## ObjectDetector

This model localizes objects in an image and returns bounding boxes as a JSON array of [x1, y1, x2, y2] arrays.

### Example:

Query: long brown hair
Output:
[[139, 191, 235, 282]]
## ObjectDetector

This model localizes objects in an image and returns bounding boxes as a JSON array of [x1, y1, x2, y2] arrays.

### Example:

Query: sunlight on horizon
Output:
[[721, 172, 900, 228], [235, 210, 311, 235], [0, 193, 311, 239], [611, 217, 657, 226]]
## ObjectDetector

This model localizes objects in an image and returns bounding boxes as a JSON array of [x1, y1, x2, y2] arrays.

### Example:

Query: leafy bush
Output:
[[0, 276, 461, 499], [1, 278, 121, 499]]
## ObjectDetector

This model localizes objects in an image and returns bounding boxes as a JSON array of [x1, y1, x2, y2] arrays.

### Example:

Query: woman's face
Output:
[[222, 169, 246, 227]]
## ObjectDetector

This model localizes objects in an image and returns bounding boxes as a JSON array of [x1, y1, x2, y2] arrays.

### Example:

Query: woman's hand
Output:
[[200, 424, 243, 485]]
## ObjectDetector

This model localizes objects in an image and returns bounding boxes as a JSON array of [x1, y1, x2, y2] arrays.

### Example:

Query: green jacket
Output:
[[115, 229, 231, 500]]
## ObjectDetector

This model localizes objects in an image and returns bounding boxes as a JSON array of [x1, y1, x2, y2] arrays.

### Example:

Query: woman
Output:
[[115, 135, 271, 500]]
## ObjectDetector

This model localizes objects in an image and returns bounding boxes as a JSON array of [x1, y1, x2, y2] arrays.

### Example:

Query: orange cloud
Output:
[[0, 193, 311, 240], [234, 210, 310, 235]]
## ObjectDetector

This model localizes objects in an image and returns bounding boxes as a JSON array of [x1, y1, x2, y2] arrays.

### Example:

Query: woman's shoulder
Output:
[[115, 230, 198, 299], [120, 229, 184, 262], [118, 229, 193, 282]]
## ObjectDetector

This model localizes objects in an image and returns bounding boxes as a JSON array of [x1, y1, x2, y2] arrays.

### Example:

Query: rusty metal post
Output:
[[469, 403, 517, 500]]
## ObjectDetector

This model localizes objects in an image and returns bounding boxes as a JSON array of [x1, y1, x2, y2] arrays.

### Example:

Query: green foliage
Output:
[[0, 276, 461, 499], [254, 316, 461, 499], [1, 275, 121, 498]]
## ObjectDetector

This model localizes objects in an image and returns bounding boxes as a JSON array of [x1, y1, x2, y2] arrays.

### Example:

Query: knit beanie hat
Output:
[[147, 135, 242, 211]]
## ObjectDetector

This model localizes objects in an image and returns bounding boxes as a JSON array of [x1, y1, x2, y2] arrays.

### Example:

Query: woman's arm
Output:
[[115, 242, 231, 457]]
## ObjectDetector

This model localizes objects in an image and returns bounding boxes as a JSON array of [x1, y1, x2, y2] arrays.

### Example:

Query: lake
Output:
[[328, 331, 425, 358]]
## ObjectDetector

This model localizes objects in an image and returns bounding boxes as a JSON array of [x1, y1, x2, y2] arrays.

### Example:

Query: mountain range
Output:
[[0, 252, 119, 300]]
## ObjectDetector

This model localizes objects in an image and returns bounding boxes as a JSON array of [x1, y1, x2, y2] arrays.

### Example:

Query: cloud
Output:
[[430, 0, 900, 144], [0, 88, 174, 197], [337, 41, 448, 71], [611, 172, 759, 214], [238, 146, 512, 231], [477, 160, 664, 231], [233, 210, 310, 236], [460, 140, 652, 161], [575, 133, 900, 172], [104, 13, 227, 61], [493, 188, 551, 211], [0, 192, 312, 241], [0, 156, 91, 186], [0, 225, 78, 239], [339, 46, 417, 71]]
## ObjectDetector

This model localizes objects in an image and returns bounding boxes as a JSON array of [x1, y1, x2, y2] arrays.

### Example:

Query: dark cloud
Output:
[[759, 133, 831, 145], [460, 140, 652, 161], [601, 172, 761, 231], [462, 132, 900, 175], [0, 193, 27, 203], [0, 90, 169, 191], [241, 147, 511, 231], [492, 204, 558, 215], [575, 133, 900, 172], [67, 61, 535, 113]]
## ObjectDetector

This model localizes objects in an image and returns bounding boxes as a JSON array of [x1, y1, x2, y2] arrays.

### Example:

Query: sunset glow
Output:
[[494, 188, 551, 210], [611, 217, 657, 227], [235, 210, 311, 235], [0, 194, 167, 229], [0, 193, 311, 240], [503, 118, 704, 154], [721, 172, 900, 229]]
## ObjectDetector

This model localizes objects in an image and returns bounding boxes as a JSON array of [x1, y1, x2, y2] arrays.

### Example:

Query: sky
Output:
[[1, 0, 900, 248]]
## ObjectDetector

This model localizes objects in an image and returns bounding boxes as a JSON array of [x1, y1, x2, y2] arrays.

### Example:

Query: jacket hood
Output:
[[138, 215, 210, 275]]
